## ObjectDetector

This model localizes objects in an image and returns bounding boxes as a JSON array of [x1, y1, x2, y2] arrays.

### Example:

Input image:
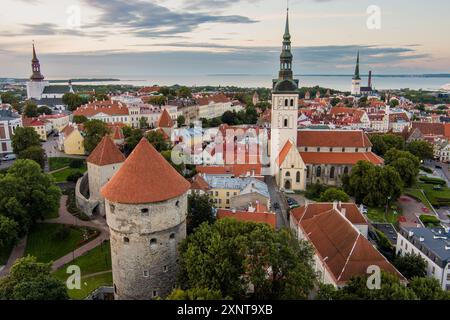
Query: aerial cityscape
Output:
[[0, 0, 450, 309]]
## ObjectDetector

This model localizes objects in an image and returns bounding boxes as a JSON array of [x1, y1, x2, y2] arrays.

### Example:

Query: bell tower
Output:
[[351, 51, 361, 96]]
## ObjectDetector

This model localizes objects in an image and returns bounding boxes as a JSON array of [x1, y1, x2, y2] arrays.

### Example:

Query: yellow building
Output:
[[59, 124, 85, 155], [23, 117, 47, 141], [39, 114, 70, 132]]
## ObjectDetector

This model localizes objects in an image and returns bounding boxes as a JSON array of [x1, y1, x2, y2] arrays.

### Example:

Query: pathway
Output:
[[265, 176, 289, 229], [397, 195, 427, 228], [0, 236, 27, 277]]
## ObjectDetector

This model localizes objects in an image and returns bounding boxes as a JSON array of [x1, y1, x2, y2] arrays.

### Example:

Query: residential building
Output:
[[22, 117, 47, 141], [217, 202, 276, 228], [0, 108, 22, 155], [73, 100, 131, 125], [59, 124, 85, 155]]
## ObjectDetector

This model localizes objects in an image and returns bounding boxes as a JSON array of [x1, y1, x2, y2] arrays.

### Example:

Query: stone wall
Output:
[[75, 173, 99, 217]]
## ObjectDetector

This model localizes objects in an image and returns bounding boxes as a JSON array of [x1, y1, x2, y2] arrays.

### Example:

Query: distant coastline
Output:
[[49, 78, 121, 83]]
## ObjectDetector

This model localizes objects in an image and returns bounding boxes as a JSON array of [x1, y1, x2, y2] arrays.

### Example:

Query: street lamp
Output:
[[385, 195, 391, 219]]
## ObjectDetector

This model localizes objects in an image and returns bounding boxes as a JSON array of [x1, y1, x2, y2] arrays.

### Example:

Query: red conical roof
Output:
[[157, 109, 174, 128], [101, 138, 190, 204], [87, 135, 125, 166]]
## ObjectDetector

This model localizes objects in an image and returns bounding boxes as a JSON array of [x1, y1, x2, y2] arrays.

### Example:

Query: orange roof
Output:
[[22, 117, 45, 127], [73, 100, 129, 117], [61, 124, 76, 137], [101, 138, 190, 204], [196, 93, 230, 106], [299, 152, 383, 165], [196, 164, 262, 177], [299, 208, 404, 284], [87, 135, 125, 166], [291, 203, 368, 225], [157, 109, 174, 128], [190, 174, 210, 191], [138, 86, 160, 94], [277, 140, 294, 166], [297, 130, 372, 148], [112, 126, 124, 140], [217, 209, 276, 228]]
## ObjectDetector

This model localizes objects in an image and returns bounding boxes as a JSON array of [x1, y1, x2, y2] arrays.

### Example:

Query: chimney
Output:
[[408, 231, 414, 237], [368, 71, 372, 88], [332, 201, 338, 210], [419, 237, 424, 242], [341, 208, 347, 217]]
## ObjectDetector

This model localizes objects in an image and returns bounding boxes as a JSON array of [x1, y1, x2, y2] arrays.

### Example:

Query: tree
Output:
[[409, 277, 450, 300], [0, 215, 19, 249], [62, 93, 86, 112], [407, 140, 434, 161], [167, 288, 227, 300], [0, 256, 68, 300], [390, 99, 400, 108], [178, 219, 317, 300], [385, 149, 420, 187], [187, 193, 215, 234], [11, 127, 41, 154], [146, 130, 170, 152], [23, 101, 39, 118], [0, 160, 61, 235], [177, 115, 186, 127], [221, 110, 238, 125], [139, 117, 150, 129], [159, 86, 176, 98], [18, 145, 46, 169], [369, 134, 405, 156], [393, 253, 427, 280], [37, 106, 52, 115], [177, 86, 192, 98], [124, 128, 143, 154], [83, 120, 110, 153], [148, 96, 166, 106], [319, 188, 350, 202], [73, 115, 88, 124]]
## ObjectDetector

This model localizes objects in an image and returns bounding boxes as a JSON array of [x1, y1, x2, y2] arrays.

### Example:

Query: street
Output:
[[265, 176, 289, 229]]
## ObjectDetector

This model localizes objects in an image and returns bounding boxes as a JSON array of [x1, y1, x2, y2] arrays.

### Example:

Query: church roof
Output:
[[87, 135, 125, 166], [297, 130, 372, 148], [42, 86, 72, 94], [157, 109, 174, 128], [299, 152, 383, 165], [101, 138, 190, 204]]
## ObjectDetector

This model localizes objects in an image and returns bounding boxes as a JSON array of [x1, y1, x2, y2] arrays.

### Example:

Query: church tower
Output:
[[270, 8, 299, 176], [27, 43, 49, 100], [351, 51, 361, 96]]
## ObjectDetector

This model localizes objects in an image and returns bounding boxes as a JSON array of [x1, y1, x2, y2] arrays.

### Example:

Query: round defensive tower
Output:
[[101, 138, 190, 300]]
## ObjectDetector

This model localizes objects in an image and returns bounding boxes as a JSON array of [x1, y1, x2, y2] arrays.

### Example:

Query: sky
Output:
[[0, 0, 449, 79]]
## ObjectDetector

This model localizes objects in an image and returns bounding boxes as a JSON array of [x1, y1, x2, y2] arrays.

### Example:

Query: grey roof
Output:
[[203, 175, 270, 198], [0, 109, 20, 121], [33, 98, 65, 106], [42, 85, 71, 94], [400, 226, 450, 267]]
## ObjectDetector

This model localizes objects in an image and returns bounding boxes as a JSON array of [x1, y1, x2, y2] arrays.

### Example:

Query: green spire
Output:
[[279, 8, 293, 80], [353, 51, 361, 80], [284, 8, 290, 40]]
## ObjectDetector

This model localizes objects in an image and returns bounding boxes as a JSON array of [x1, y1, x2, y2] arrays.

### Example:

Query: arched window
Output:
[[285, 171, 291, 177], [306, 167, 310, 178], [344, 167, 349, 175], [284, 118, 288, 128], [330, 167, 335, 179], [296, 171, 301, 183], [285, 99, 289, 107], [290, 99, 294, 107], [316, 166, 322, 177]]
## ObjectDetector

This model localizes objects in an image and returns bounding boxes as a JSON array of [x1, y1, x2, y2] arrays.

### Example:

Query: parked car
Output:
[[435, 165, 442, 169], [273, 203, 280, 210], [1, 154, 16, 161]]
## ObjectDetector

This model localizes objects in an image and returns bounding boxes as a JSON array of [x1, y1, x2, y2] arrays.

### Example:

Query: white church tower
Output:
[[270, 8, 299, 176], [26, 43, 49, 100], [351, 51, 361, 96]]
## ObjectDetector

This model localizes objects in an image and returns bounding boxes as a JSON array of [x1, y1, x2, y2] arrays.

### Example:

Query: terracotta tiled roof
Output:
[[291, 203, 368, 225], [299, 152, 383, 165], [112, 126, 124, 140], [87, 135, 125, 166], [190, 173, 210, 191], [138, 86, 161, 94], [411, 122, 445, 137], [277, 140, 294, 166], [22, 117, 45, 127], [101, 138, 190, 204], [73, 100, 129, 117], [61, 124, 76, 137], [157, 109, 174, 128], [217, 209, 276, 228], [196, 164, 262, 177], [299, 209, 404, 284], [196, 93, 230, 106], [297, 130, 372, 148]]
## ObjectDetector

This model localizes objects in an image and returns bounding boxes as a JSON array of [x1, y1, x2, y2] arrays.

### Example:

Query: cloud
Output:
[[182, 0, 263, 10]]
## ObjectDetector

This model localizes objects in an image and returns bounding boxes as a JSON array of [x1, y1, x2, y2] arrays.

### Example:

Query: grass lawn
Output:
[[404, 188, 433, 210], [417, 182, 450, 207], [25, 223, 96, 263], [51, 167, 87, 183], [49, 157, 74, 171], [53, 241, 112, 300], [367, 207, 400, 224], [0, 242, 14, 265]]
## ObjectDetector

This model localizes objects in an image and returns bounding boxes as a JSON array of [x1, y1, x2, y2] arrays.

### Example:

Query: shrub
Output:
[[67, 171, 84, 183], [419, 215, 441, 227], [419, 176, 446, 185], [69, 159, 85, 169], [305, 183, 328, 201], [419, 166, 433, 174]]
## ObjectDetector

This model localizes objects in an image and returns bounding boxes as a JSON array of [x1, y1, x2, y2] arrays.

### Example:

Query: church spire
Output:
[[353, 51, 361, 80], [278, 7, 293, 80], [30, 42, 44, 81]]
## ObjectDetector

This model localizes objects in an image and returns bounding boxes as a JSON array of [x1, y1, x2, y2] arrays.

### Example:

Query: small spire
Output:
[[353, 50, 361, 80], [32, 41, 37, 61], [284, 6, 290, 39]]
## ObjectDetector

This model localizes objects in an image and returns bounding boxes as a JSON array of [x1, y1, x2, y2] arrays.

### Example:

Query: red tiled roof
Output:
[[61, 124, 76, 137], [22, 117, 45, 127], [411, 122, 445, 137], [73, 100, 129, 117], [196, 164, 262, 177], [138, 86, 161, 94], [299, 209, 405, 284], [112, 126, 124, 140], [291, 203, 368, 225], [299, 152, 383, 165], [196, 93, 230, 106], [157, 109, 174, 128], [101, 138, 190, 204], [190, 173, 210, 191], [297, 130, 372, 148], [217, 209, 276, 228], [277, 140, 294, 166], [87, 135, 125, 166]]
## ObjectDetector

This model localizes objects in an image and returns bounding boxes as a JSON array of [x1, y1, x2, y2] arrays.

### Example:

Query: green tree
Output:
[[23, 101, 39, 118], [11, 127, 41, 154], [83, 120, 110, 153], [407, 140, 434, 161], [139, 117, 150, 129], [393, 253, 427, 280], [319, 188, 350, 202], [167, 288, 227, 300], [148, 96, 166, 106], [177, 115, 186, 127], [177, 86, 192, 98], [124, 129, 144, 154], [0, 256, 68, 300], [178, 219, 317, 300], [62, 93, 86, 112], [390, 99, 400, 108], [1, 92, 20, 105], [221, 110, 238, 125], [0, 215, 19, 249], [18, 145, 46, 169], [159, 86, 176, 98], [369, 134, 405, 156], [146, 130, 170, 152], [409, 277, 450, 300], [187, 193, 215, 234], [37, 106, 52, 115], [73, 115, 88, 124]]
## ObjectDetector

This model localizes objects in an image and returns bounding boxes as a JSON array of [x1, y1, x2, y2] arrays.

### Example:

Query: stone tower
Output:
[[101, 138, 191, 300], [26, 43, 49, 100], [270, 8, 299, 176], [351, 51, 361, 96], [86, 135, 125, 216]]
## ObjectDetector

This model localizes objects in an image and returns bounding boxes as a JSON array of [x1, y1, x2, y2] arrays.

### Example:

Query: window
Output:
[[226, 192, 230, 197], [163, 266, 168, 272], [141, 208, 149, 215], [330, 167, 335, 179], [343, 167, 349, 175], [143, 270, 149, 277], [284, 99, 289, 107], [317, 147, 320, 152], [175, 201, 180, 207], [215, 191, 219, 196], [153, 291, 158, 298], [306, 167, 310, 179], [114, 285, 117, 294], [305, 147, 308, 152], [296, 171, 301, 183], [342, 147, 345, 152], [285, 171, 291, 177], [355, 148, 359, 152], [110, 204, 116, 214], [123, 237, 130, 244], [290, 99, 294, 107], [284, 118, 288, 128], [226, 199, 230, 204], [169, 233, 175, 240], [316, 167, 322, 178], [150, 238, 157, 246]]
